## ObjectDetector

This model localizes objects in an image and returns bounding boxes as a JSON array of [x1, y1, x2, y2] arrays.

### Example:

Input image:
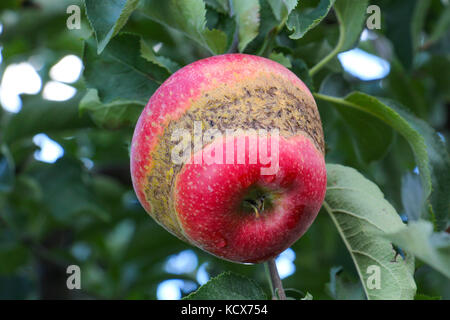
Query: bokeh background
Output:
[[0, 0, 449, 299]]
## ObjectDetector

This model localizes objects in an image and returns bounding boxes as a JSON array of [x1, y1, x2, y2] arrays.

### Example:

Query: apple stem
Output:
[[249, 203, 260, 218], [266, 259, 287, 300]]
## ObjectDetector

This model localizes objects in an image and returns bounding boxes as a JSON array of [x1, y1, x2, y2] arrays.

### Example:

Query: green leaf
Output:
[[84, 0, 140, 54], [333, 0, 368, 52], [385, 0, 417, 69], [205, 0, 229, 14], [0, 243, 29, 274], [301, 292, 313, 300], [383, 220, 450, 279], [105, 219, 136, 260], [140, 40, 180, 74], [269, 51, 291, 68], [428, 4, 450, 45], [232, 0, 260, 52], [310, 0, 368, 75], [324, 164, 417, 300], [267, 0, 298, 22], [291, 58, 314, 91], [401, 172, 424, 222], [378, 98, 450, 230], [286, 0, 334, 40], [315, 93, 432, 204], [0, 145, 15, 193], [326, 266, 365, 300], [139, 0, 228, 54], [414, 293, 442, 300], [412, 0, 431, 51], [31, 158, 108, 223], [338, 108, 393, 164], [184, 272, 267, 300], [83, 33, 170, 104], [3, 94, 92, 144], [79, 89, 143, 129]]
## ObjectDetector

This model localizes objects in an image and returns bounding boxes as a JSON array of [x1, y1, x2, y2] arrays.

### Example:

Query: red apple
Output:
[[130, 54, 326, 263]]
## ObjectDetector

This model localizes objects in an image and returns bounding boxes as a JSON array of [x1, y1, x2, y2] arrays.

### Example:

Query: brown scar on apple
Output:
[[143, 73, 324, 240]]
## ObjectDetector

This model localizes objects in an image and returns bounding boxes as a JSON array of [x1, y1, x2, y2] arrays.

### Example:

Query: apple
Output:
[[130, 54, 326, 263]]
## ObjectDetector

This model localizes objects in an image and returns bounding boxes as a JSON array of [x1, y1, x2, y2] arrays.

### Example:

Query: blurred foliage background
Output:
[[0, 0, 449, 300]]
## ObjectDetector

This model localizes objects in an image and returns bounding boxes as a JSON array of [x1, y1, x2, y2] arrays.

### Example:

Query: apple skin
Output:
[[130, 53, 326, 263]]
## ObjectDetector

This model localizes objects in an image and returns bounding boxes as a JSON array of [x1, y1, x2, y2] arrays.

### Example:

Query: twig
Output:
[[265, 258, 286, 300]]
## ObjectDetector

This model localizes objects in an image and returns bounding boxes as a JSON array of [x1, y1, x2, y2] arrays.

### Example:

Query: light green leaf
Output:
[[232, 0, 260, 52], [0, 145, 15, 193], [269, 51, 291, 68], [84, 0, 140, 54], [324, 164, 417, 300], [184, 272, 267, 300], [310, 0, 368, 75], [384, 220, 450, 279], [315, 93, 432, 204], [286, 0, 334, 40], [138, 0, 228, 54], [79, 89, 143, 129], [83, 33, 170, 104], [267, 0, 298, 22]]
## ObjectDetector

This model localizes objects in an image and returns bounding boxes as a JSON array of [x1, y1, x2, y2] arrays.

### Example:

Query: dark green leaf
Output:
[[291, 58, 314, 91], [3, 94, 92, 143], [83, 33, 170, 104], [385, 0, 418, 69], [428, 4, 450, 45], [286, 0, 334, 40], [0, 145, 15, 193], [84, 0, 140, 54], [141, 40, 180, 74], [79, 89, 143, 129], [205, 0, 229, 14], [414, 293, 442, 300], [31, 158, 108, 223], [138, 0, 228, 54], [325, 266, 365, 300], [378, 97, 450, 231], [184, 272, 267, 300], [0, 243, 29, 274], [315, 93, 432, 204]]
